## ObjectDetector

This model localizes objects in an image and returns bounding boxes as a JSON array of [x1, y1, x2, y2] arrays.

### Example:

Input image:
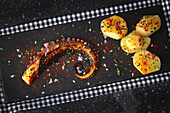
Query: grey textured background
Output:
[[0, 0, 170, 113]]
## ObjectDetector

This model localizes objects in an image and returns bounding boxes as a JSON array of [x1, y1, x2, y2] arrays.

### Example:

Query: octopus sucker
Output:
[[22, 38, 99, 85]]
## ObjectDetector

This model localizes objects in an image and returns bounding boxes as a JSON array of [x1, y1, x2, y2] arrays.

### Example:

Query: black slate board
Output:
[[0, 5, 170, 103]]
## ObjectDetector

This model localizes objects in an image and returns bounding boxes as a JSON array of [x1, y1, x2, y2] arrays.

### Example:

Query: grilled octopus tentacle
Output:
[[22, 38, 99, 85]]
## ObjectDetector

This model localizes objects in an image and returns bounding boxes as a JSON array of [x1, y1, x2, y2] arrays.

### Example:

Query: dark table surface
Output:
[[0, 0, 170, 113]]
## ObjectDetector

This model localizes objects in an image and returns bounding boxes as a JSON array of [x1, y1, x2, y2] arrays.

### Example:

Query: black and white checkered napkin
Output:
[[0, 0, 170, 112]]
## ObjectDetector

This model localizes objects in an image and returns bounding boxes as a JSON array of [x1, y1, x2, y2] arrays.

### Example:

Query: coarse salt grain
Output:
[[109, 50, 113, 53], [78, 55, 83, 61], [18, 55, 21, 58], [62, 65, 65, 70], [73, 80, 76, 83], [103, 64, 107, 67], [41, 91, 45, 94], [54, 79, 58, 82], [48, 78, 53, 84], [103, 35, 107, 39], [10, 74, 15, 78], [16, 49, 20, 52], [34, 41, 37, 44]]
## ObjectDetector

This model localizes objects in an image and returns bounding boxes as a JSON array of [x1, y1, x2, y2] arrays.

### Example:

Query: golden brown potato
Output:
[[136, 15, 161, 36], [101, 15, 128, 40], [121, 31, 151, 53], [22, 59, 40, 85], [133, 50, 161, 75]]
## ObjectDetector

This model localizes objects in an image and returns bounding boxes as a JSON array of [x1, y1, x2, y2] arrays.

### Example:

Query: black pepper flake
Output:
[[137, 63, 140, 67], [30, 67, 35, 71]]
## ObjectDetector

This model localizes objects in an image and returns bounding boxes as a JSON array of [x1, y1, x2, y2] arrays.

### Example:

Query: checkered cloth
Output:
[[0, 0, 170, 112]]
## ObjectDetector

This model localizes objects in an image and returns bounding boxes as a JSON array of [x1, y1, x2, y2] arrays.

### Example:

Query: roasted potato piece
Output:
[[22, 59, 40, 85], [133, 50, 161, 75], [136, 15, 161, 36], [121, 31, 151, 53], [101, 15, 128, 40]]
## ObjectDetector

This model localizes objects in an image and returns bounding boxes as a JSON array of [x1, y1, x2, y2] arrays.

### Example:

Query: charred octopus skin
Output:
[[22, 38, 99, 85]]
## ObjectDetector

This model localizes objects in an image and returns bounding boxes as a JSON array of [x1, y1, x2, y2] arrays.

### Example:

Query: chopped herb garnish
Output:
[[122, 28, 126, 30], [103, 50, 107, 54], [132, 73, 134, 76], [154, 66, 156, 69], [84, 58, 88, 60], [21, 52, 23, 55], [27, 51, 30, 55], [63, 62, 66, 66], [22, 56, 26, 59], [114, 59, 118, 63], [66, 61, 70, 63], [72, 24, 74, 27], [61, 35, 64, 38], [49, 42, 52, 46], [117, 68, 120, 75], [144, 56, 146, 58]]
